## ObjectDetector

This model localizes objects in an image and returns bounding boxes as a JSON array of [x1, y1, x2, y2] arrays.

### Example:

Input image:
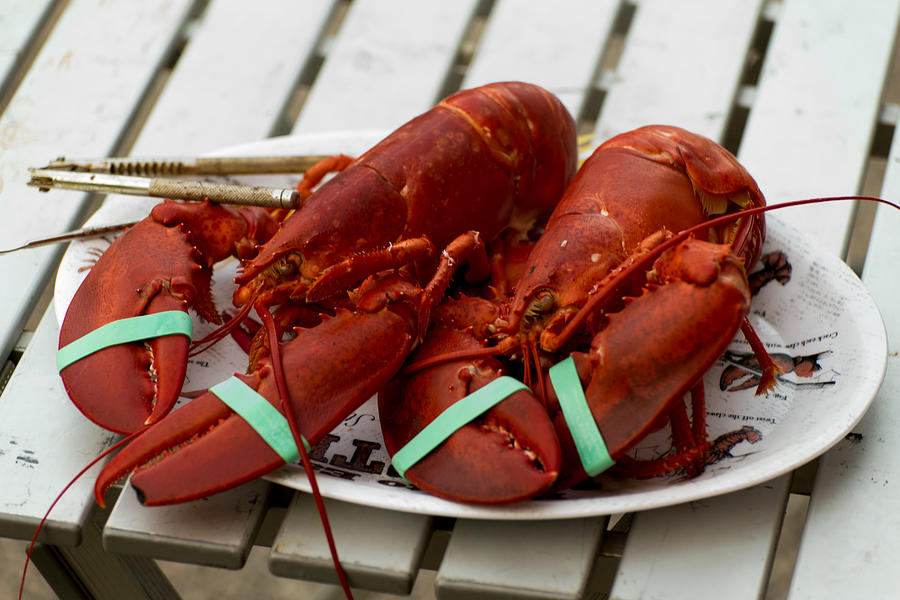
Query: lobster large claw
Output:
[[59, 217, 209, 434], [94, 273, 419, 506], [379, 297, 562, 504], [550, 238, 753, 489], [58, 201, 280, 434]]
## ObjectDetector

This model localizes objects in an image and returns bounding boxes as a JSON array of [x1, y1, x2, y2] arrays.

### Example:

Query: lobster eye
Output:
[[526, 289, 556, 319], [534, 290, 556, 311], [273, 257, 295, 277]]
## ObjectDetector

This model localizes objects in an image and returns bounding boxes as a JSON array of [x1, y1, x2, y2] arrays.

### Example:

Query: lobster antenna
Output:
[[529, 337, 549, 405], [401, 345, 503, 375], [188, 300, 256, 356], [19, 432, 142, 600], [553, 195, 898, 349], [255, 302, 355, 600], [399, 330, 535, 376]]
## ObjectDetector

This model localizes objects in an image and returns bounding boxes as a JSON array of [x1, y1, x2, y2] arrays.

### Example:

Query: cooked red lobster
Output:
[[56, 81, 774, 508], [379, 125, 770, 501], [60, 81, 577, 506]]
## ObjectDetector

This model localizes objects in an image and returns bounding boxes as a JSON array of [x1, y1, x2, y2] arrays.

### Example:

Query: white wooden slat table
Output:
[[437, 517, 608, 600], [738, 0, 900, 251], [0, 0, 58, 98], [124, 0, 339, 156], [0, 0, 196, 373], [459, 0, 619, 119], [613, 478, 791, 600], [593, 0, 766, 143], [1, 1, 899, 599], [269, 495, 432, 594], [292, 0, 481, 134]]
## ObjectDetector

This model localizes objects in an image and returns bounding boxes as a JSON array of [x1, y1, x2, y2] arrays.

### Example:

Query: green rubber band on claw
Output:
[[57, 310, 193, 372], [391, 376, 528, 479], [549, 356, 614, 476], [210, 376, 310, 465]]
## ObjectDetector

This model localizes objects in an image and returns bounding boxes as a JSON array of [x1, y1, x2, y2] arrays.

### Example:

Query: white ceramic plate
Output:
[[55, 132, 888, 520]]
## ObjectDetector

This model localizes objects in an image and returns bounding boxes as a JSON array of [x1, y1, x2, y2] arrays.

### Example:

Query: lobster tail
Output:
[[441, 81, 578, 227]]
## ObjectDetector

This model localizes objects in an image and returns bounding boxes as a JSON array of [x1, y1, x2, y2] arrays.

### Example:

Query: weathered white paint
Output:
[[104, 480, 271, 569], [0, 0, 197, 544], [611, 477, 790, 600], [461, 0, 619, 119], [0, 308, 115, 545], [129, 0, 336, 155], [437, 517, 606, 599], [0, 0, 57, 93], [292, 0, 480, 133], [785, 111, 900, 600], [0, 0, 195, 365]]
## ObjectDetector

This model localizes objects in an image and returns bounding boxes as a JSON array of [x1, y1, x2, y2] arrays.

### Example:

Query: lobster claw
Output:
[[549, 238, 752, 489], [95, 302, 416, 506], [58, 201, 281, 434], [96, 383, 283, 506], [379, 297, 562, 504], [58, 217, 211, 434]]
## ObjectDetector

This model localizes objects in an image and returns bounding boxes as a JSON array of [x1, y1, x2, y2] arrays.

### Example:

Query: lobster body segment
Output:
[[234, 81, 577, 307], [509, 125, 765, 341], [519, 125, 767, 487]]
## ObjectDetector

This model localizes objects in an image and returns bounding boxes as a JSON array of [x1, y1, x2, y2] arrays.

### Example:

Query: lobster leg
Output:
[[690, 380, 707, 443], [295, 154, 354, 201], [306, 237, 436, 301]]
